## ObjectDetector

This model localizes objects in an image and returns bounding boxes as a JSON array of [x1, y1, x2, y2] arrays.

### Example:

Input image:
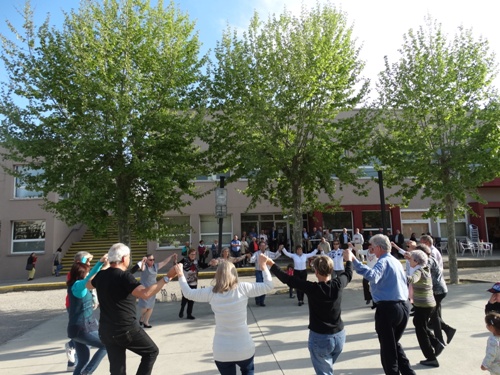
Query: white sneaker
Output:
[[65, 342, 76, 363]]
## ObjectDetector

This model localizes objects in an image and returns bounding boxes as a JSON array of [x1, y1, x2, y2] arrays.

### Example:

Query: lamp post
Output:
[[377, 170, 387, 234], [215, 176, 227, 253]]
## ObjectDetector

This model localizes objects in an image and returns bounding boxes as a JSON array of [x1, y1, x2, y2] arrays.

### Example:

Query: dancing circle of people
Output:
[[65, 233, 500, 375]]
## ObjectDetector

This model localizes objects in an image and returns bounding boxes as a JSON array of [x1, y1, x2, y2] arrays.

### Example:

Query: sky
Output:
[[1, 0, 500, 95]]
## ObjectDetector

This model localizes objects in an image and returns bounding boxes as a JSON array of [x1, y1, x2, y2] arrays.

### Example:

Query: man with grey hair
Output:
[[88, 243, 177, 375], [420, 235, 443, 270], [348, 234, 416, 375]]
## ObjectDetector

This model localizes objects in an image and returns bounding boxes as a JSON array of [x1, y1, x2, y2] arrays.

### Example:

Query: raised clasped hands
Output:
[[99, 254, 109, 264], [342, 248, 353, 262], [173, 263, 184, 278]]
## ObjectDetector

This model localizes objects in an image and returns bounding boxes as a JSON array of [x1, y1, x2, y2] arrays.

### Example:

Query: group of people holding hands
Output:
[[64, 232, 500, 375]]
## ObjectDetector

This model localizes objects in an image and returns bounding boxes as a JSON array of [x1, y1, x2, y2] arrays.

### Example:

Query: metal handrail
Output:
[[58, 224, 84, 251]]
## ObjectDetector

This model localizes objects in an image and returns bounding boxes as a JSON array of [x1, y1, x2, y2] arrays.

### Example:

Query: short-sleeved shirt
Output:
[[91, 267, 141, 333]]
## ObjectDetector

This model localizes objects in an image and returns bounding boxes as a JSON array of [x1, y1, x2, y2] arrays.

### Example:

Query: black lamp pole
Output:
[[218, 176, 225, 253], [377, 170, 387, 234]]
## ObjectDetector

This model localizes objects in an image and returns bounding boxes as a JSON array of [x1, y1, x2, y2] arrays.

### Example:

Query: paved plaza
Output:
[[0, 268, 493, 375]]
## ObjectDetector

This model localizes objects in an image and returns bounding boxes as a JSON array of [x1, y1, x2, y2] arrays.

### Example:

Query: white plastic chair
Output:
[[479, 242, 493, 256], [460, 240, 476, 256], [440, 241, 448, 254]]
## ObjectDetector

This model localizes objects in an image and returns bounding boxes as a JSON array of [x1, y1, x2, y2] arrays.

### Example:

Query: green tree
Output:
[[373, 17, 500, 283], [203, 4, 370, 249], [0, 0, 207, 246]]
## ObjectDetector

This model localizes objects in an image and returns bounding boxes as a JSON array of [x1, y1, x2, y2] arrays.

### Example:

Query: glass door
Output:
[[275, 221, 290, 250]]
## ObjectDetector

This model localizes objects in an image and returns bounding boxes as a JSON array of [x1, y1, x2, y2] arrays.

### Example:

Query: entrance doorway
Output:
[[486, 208, 500, 249], [275, 221, 290, 249]]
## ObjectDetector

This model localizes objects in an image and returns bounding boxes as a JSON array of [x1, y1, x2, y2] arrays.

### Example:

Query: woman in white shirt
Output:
[[175, 254, 272, 375], [282, 245, 317, 306]]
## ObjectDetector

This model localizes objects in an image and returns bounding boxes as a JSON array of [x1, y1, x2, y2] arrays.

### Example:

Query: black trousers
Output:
[[375, 301, 416, 375], [180, 284, 197, 317], [99, 325, 158, 375], [430, 292, 452, 344], [413, 306, 440, 360], [293, 269, 308, 302], [362, 278, 372, 301]]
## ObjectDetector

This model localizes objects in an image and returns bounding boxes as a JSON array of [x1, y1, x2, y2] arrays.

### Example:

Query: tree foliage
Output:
[[0, 0, 208, 245], [203, 3, 370, 248], [373, 17, 500, 283]]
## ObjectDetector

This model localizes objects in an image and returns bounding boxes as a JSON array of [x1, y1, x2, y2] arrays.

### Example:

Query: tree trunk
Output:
[[116, 176, 132, 249], [291, 181, 303, 253], [444, 194, 459, 284]]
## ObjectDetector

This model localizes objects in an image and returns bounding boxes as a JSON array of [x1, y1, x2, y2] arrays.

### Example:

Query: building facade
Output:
[[1, 158, 499, 281]]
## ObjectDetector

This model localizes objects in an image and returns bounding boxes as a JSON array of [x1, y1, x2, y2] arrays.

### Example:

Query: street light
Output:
[[377, 170, 387, 234], [215, 176, 227, 253]]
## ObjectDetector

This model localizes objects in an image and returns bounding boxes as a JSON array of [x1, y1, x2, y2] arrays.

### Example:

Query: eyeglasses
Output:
[[147, 258, 155, 261]]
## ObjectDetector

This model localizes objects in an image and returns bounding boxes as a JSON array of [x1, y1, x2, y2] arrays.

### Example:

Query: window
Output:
[[358, 165, 379, 178], [200, 215, 232, 247], [400, 210, 430, 240], [323, 211, 353, 233], [437, 216, 467, 239], [12, 220, 46, 253], [14, 165, 43, 199], [158, 216, 190, 249], [196, 172, 230, 181], [362, 210, 392, 232]]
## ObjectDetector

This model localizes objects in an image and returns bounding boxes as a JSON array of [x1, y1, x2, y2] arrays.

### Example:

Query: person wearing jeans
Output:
[[308, 330, 346, 374], [175, 254, 273, 375], [67, 256, 109, 375], [72, 330, 107, 375], [248, 241, 281, 307], [267, 253, 352, 375]]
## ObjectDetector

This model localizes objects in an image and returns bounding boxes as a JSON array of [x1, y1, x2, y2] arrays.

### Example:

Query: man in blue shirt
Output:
[[349, 234, 416, 375], [230, 235, 242, 267]]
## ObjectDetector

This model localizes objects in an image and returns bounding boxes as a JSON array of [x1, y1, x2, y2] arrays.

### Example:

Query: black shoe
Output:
[[420, 359, 439, 367], [143, 323, 152, 328], [139, 321, 143, 326], [179, 311, 184, 318], [289, 295, 295, 298], [298, 301, 304, 306], [434, 342, 445, 357], [366, 300, 371, 305], [446, 327, 456, 344], [260, 303, 266, 307], [187, 315, 195, 320]]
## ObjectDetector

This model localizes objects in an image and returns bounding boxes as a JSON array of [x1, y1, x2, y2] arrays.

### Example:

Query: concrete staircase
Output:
[[60, 225, 148, 273]]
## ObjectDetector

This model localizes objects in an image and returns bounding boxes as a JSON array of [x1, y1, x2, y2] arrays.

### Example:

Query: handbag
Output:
[[26, 264, 34, 271]]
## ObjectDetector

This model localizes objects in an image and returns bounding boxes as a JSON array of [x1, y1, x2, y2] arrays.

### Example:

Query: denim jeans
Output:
[[72, 329, 107, 375], [215, 355, 254, 375], [308, 329, 346, 375], [254, 270, 265, 305], [99, 325, 158, 375]]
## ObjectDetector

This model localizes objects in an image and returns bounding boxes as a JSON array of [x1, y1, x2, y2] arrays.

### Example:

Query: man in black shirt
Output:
[[88, 243, 177, 375], [265, 251, 352, 375]]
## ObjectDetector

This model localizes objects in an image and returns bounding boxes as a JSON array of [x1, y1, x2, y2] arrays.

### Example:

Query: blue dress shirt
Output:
[[352, 253, 408, 303]]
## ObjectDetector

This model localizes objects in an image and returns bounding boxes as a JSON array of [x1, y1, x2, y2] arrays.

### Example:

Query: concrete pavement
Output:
[[0, 273, 492, 375]]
